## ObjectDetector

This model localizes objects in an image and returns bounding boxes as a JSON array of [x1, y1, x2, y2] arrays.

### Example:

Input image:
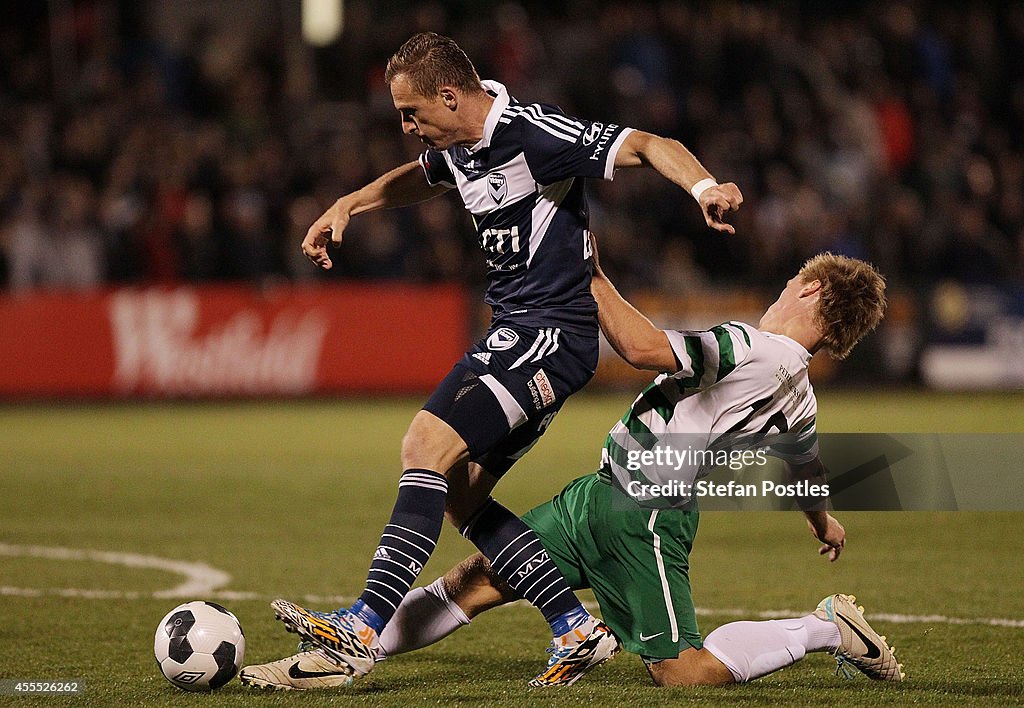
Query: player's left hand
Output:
[[807, 513, 845, 562], [699, 182, 743, 235]]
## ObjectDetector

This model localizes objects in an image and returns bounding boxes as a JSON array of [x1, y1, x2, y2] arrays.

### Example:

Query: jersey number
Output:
[[725, 396, 789, 444]]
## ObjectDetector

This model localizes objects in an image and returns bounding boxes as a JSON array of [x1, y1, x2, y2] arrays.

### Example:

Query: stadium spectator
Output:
[[1, 1, 1022, 290]]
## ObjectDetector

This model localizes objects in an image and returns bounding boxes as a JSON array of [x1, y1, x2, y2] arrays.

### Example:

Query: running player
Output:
[[242, 244, 900, 690], [272, 31, 743, 685]]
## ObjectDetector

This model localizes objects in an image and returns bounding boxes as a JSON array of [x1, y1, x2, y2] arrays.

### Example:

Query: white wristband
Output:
[[690, 178, 718, 201]]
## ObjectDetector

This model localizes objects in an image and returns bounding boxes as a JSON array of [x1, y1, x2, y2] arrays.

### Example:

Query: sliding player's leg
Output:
[[653, 593, 904, 685], [649, 616, 837, 687], [377, 553, 514, 659]]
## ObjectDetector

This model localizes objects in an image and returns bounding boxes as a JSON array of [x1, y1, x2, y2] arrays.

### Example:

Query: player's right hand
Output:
[[698, 182, 743, 235], [807, 513, 846, 562], [302, 201, 350, 270]]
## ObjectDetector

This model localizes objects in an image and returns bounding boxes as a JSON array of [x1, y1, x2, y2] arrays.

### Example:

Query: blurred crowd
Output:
[[1, 0, 1023, 293]]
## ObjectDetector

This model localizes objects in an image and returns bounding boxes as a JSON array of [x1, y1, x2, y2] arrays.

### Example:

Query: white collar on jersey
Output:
[[470, 80, 511, 153], [763, 330, 813, 363]]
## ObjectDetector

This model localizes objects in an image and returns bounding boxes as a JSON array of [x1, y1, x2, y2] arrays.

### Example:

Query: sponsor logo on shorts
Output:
[[582, 122, 603, 146], [639, 631, 664, 642], [528, 368, 557, 410], [486, 327, 519, 351]]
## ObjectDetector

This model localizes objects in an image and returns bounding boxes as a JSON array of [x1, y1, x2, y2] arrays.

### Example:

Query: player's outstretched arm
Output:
[[613, 131, 743, 234], [590, 236, 676, 371], [301, 160, 450, 270], [787, 457, 846, 562]]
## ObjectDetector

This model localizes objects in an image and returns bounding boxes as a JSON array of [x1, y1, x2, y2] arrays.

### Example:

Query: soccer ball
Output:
[[154, 601, 245, 691]]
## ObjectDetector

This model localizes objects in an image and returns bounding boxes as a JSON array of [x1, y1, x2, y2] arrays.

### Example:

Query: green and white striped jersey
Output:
[[599, 321, 818, 499]]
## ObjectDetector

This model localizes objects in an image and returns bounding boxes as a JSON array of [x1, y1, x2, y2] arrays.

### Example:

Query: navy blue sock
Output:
[[462, 497, 587, 634], [356, 469, 448, 631]]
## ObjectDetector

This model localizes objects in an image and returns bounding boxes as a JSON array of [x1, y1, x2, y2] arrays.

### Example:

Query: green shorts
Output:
[[522, 474, 701, 660]]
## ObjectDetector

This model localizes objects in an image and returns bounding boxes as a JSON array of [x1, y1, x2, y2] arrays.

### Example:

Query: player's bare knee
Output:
[[648, 649, 735, 687], [649, 663, 704, 687], [400, 411, 470, 473]]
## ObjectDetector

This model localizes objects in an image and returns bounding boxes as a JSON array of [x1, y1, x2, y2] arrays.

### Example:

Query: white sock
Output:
[[703, 614, 840, 683], [376, 578, 471, 660]]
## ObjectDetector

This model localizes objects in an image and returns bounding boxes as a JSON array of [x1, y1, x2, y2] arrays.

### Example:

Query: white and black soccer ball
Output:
[[154, 601, 245, 691]]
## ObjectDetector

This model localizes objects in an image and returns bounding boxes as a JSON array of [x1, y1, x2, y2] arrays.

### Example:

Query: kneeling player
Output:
[[242, 247, 902, 689]]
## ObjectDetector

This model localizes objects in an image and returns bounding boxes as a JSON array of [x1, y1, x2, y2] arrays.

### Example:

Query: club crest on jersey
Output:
[[486, 328, 519, 351], [487, 172, 507, 204]]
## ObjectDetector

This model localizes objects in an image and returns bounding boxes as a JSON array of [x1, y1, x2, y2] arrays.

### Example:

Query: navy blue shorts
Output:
[[423, 323, 599, 478]]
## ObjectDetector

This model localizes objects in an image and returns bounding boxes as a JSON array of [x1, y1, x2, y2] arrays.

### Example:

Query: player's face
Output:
[[390, 75, 460, 150]]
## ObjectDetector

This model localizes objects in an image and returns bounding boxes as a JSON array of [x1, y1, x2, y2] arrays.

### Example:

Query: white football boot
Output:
[[815, 593, 905, 681], [239, 647, 354, 690]]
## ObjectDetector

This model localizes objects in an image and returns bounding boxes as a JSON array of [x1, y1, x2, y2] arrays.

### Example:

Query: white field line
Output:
[[0, 586, 349, 606], [0, 542, 229, 597], [1, 543, 1022, 629]]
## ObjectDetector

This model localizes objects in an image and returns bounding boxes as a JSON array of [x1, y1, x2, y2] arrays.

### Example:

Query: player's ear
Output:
[[799, 279, 822, 299], [439, 87, 458, 109]]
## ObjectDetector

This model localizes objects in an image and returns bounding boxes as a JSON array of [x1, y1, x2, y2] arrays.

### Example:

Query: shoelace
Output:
[[545, 639, 581, 667], [545, 627, 596, 667], [834, 654, 855, 680]]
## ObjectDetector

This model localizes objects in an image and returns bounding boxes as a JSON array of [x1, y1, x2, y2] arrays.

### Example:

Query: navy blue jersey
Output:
[[419, 80, 634, 334]]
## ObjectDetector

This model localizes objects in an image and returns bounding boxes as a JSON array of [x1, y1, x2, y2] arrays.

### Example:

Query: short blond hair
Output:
[[799, 253, 887, 360], [385, 32, 483, 98]]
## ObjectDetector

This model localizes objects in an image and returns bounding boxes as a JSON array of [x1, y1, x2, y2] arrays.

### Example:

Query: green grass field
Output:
[[2, 391, 1023, 706]]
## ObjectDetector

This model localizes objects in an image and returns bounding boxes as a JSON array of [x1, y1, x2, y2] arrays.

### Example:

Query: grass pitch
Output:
[[2, 391, 1023, 706]]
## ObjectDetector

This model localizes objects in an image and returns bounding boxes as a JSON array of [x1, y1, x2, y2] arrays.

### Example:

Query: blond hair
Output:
[[385, 32, 483, 97], [799, 253, 887, 360]]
